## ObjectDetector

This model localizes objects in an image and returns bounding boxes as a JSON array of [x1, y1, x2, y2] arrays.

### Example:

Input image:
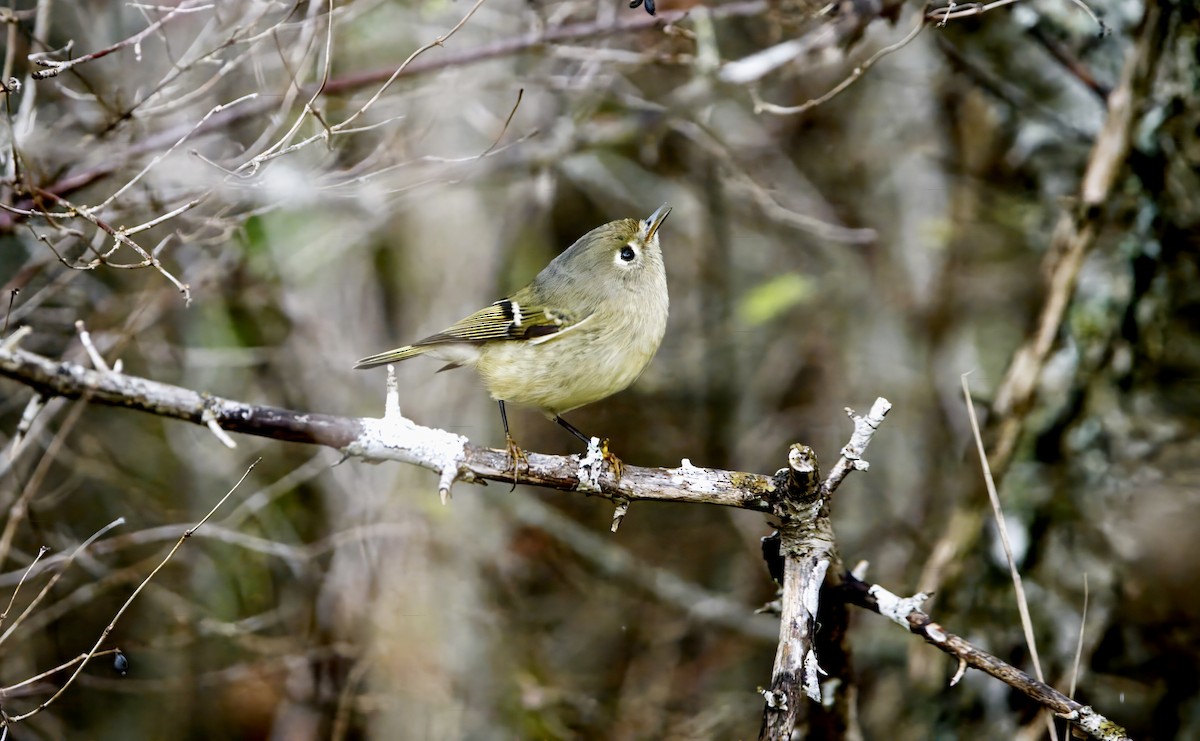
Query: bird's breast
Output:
[[474, 302, 667, 416]]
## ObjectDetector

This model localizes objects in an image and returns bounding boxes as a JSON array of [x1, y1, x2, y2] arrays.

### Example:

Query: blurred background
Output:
[[1, 0, 1198, 738]]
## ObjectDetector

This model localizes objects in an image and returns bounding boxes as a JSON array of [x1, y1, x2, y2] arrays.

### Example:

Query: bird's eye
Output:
[[619, 246, 636, 262]]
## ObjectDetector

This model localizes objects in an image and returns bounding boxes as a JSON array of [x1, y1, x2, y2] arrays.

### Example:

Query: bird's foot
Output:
[[505, 434, 529, 490], [600, 439, 623, 482]]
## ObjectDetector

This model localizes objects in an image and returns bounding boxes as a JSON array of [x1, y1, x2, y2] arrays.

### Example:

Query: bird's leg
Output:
[[499, 401, 528, 488], [555, 415, 623, 481]]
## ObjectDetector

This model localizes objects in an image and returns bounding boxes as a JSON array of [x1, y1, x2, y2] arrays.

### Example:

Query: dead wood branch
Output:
[[840, 575, 1131, 741], [0, 345, 777, 509]]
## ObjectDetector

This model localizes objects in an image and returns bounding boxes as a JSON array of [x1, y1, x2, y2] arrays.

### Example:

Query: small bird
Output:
[[355, 205, 672, 478]]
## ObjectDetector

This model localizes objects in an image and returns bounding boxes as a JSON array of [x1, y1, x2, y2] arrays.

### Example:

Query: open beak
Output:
[[644, 203, 671, 242]]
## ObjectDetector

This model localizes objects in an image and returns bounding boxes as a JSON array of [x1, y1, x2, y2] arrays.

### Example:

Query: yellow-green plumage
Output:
[[355, 205, 670, 443]]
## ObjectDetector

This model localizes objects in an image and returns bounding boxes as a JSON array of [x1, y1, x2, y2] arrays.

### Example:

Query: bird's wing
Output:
[[417, 298, 586, 345], [353, 299, 589, 369]]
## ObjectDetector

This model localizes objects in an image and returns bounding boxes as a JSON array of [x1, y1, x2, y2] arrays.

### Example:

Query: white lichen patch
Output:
[[803, 649, 824, 701], [669, 459, 720, 493], [869, 583, 930, 627], [803, 559, 830, 619], [576, 436, 606, 492], [348, 413, 469, 501], [759, 688, 787, 711]]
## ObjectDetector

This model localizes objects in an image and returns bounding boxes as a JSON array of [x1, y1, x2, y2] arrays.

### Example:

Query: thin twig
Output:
[[1070, 574, 1089, 698], [28, 0, 212, 79], [0, 401, 88, 572], [928, 0, 1022, 23], [74, 320, 109, 372], [0, 518, 125, 648], [962, 374, 1056, 741], [330, 655, 372, 741], [3, 289, 15, 334], [478, 88, 523, 159], [28, 189, 191, 303], [821, 398, 892, 497], [0, 649, 123, 696], [233, 0, 491, 178], [929, 0, 1105, 33], [841, 576, 1130, 741], [90, 92, 257, 214], [0, 546, 49, 633], [0, 0, 774, 232], [752, 12, 926, 116], [2, 460, 259, 724]]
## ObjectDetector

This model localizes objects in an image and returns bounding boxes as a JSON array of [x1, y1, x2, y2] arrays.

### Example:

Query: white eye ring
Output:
[[618, 244, 637, 263]]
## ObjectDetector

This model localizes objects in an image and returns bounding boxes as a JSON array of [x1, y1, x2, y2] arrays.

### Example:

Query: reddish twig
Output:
[[28, 0, 213, 80]]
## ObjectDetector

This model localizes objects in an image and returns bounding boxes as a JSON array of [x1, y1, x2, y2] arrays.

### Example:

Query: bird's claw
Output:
[[600, 439, 623, 482], [505, 434, 529, 490]]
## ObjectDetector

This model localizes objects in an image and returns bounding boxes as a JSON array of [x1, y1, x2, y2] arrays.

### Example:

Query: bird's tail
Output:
[[353, 345, 429, 369]]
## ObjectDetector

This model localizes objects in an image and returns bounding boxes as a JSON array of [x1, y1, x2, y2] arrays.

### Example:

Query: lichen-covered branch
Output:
[[0, 345, 777, 510], [758, 445, 826, 740], [759, 400, 891, 740], [840, 575, 1131, 741]]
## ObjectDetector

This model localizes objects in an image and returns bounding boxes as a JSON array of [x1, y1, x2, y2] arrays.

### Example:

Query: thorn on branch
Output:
[[850, 559, 869, 580], [203, 410, 238, 449], [1, 325, 31, 353], [74, 320, 111, 372], [951, 657, 968, 686], [610, 498, 629, 532], [803, 650, 824, 701], [759, 687, 787, 711], [438, 463, 459, 504]]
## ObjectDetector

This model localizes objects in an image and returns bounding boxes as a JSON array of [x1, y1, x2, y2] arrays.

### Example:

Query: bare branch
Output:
[[962, 374, 1056, 740], [840, 576, 1131, 741], [760, 399, 890, 740], [0, 345, 778, 510], [0, 518, 126, 649], [920, 0, 1173, 597], [0, 649, 124, 697], [748, 11, 926, 116], [26, 189, 192, 303], [28, 0, 213, 80], [0, 546, 49, 633], [2, 460, 257, 723], [929, 0, 1104, 33], [0, 0, 776, 233], [988, 0, 1169, 477]]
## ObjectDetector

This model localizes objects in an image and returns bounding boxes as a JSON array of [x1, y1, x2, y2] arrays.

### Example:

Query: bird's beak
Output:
[[644, 203, 671, 242]]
